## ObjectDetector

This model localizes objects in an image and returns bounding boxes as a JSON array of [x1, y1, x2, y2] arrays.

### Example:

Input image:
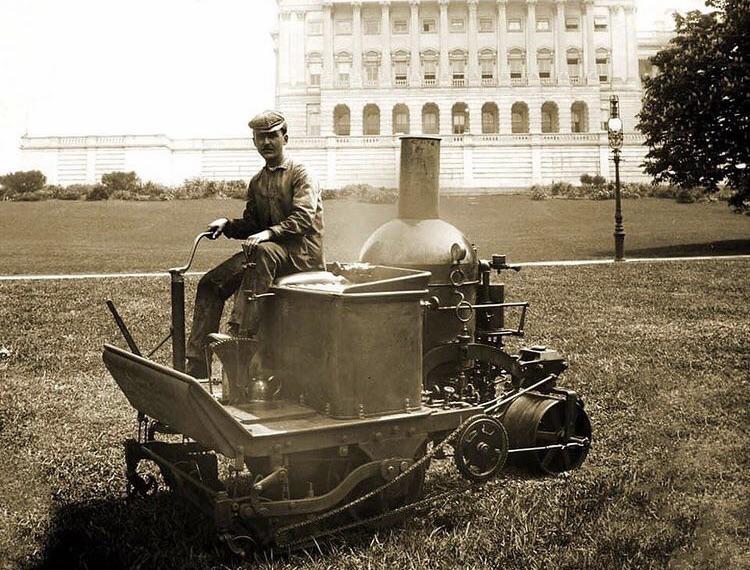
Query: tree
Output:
[[0, 170, 46, 194], [101, 171, 141, 194], [638, 0, 750, 211]]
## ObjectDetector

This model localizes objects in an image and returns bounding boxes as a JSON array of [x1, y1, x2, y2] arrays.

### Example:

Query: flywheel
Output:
[[453, 415, 509, 482]]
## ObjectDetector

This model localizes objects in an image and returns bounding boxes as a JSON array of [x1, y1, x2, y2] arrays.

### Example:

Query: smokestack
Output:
[[398, 136, 441, 219]]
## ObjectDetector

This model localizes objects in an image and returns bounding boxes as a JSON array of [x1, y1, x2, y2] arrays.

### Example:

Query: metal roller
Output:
[[501, 392, 592, 474]]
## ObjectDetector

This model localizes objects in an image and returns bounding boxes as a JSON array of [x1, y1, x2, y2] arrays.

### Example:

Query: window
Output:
[[363, 104, 380, 136], [452, 58, 465, 80], [307, 20, 322, 36], [450, 18, 465, 32], [479, 17, 494, 32], [565, 17, 579, 31], [567, 50, 581, 80], [393, 104, 410, 134], [541, 102, 559, 133], [596, 50, 609, 82], [307, 52, 322, 87], [450, 51, 467, 85], [335, 19, 352, 34], [536, 19, 550, 32], [306, 104, 320, 136], [452, 103, 469, 134], [393, 19, 408, 33], [481, 59, 494, 80], [571, 101, 588, 133], [364, 19, 380, 34], [394, 59, 409, 85], [364, 51, 381, 84], [511, 102, 529, 133], [508, 19, 522, 31], [423, 60, 437, 81], [422, 18, 436, 33], [594, 16, 608, 31], [335, 52, 352, 87], [334, 105, 351, 136], [508, 49, 525, 80], [538, 49, 553, 81], [600, 101, 610, 131], [481, 102, 499, 134], [422, 103, 439, 134]]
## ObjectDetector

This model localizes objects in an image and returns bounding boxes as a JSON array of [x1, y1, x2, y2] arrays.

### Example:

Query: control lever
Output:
[[490, 254, 522, 273]]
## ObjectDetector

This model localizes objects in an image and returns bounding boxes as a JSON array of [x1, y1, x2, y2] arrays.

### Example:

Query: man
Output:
[[185, 110, 324, 379]]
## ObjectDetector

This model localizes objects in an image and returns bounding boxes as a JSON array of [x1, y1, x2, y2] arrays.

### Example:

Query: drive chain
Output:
[[273, 412, 487, 549]]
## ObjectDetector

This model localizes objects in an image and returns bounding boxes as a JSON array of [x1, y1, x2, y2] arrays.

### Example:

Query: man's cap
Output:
[[248, 110, 287, 133]]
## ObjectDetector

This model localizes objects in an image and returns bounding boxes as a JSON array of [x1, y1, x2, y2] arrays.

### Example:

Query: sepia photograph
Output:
[[0, 0, 748, 568]]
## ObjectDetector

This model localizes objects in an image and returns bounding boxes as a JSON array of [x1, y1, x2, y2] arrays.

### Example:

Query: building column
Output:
[[440, 104, 452, 135], [555, 0, 569, 84], [610, 4, 626, 83], [468, 0, 480, 86], [351, 102, 363, 136], [381, 1, 392, 87], [409, 0, 421, 85], [291, 10, 307, 86], [529, 100, 541, 134], [559, 100, 572, 133], [322, 2, 334, 89], [439, 0, 450, 85], [583, 0, 597, 84], [469, 101, 483, 134], [278, 9, 291, 86], [496, 0, 510, 85], [526, 0, 539, 84], [625, 4, 639, 84], [382, 103, 393, 135], [352, 1, 362, 87]]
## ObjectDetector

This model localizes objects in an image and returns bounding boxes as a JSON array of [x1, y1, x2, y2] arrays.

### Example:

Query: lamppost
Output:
[[607, 95, 625, 262]]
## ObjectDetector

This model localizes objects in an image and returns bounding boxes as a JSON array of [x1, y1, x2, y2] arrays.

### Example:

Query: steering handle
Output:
[[169, 231, 214, 275]]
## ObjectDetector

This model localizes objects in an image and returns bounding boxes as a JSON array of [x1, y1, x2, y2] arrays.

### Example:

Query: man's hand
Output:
[[243, 230, 273, 249], [207, 218, 229, 240]]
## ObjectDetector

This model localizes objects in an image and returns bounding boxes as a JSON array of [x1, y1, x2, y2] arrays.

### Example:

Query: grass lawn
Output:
[[0, 196, 748, 275], [1, 258, 748, 568]]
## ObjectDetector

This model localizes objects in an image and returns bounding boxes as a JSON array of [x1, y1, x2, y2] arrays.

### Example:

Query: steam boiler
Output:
[[103, 136, 592, 554]]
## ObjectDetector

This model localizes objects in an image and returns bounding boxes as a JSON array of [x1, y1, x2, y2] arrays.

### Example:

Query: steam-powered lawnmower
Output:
[[103, 136, 592, 554]]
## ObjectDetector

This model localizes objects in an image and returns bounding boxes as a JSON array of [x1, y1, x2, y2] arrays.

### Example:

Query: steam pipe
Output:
[[398, 136, 441, 219]]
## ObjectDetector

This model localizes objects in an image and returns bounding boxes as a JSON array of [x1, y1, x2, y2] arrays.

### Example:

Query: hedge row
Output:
[[528, 180, 729, 203]]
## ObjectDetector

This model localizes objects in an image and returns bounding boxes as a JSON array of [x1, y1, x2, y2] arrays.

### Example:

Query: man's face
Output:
[[253, 129, 288, 164]]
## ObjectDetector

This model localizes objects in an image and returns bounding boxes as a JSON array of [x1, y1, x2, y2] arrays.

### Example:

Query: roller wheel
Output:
[[454, 415, 509, 482], [503, 393, 592, 474]]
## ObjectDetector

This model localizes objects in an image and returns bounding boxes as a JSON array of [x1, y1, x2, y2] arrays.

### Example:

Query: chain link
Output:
[[273, 412, 486, 548]]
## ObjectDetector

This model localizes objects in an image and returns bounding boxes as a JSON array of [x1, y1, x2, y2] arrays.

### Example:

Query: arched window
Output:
[[537, 48, 554, 84], [596, 48, 610, 83], [541, 101, 559, 133], [566, 48, 582, 84], [334, 104, 351, 136], [508, 48, 526, 84], [422, 103, 439, 134], [452, 102, 469, 134], [511, 102, 529, 133], [363, 104, 381, 135], [571, 101, 589, 133], [393, 104, 410, 134], [481, 102, 499, 134]]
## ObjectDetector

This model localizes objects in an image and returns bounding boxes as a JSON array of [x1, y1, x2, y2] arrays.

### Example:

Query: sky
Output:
[[0, 0, 708, 172]]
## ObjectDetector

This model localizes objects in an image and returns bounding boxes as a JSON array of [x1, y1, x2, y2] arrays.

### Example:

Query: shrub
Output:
[[529, 185, 549, 200], [676, 187, 700, 203], [85, 184, 112, 201], [580, 173, 594, 186], [15, 189, 52, 201], [591, 174, 606, 187], [139, 181, 171, 200], [549, 181, 575, 197], [52, 184, 90, 200], [101, 171, 140, 194], [177, 178, 220, 199], [0, 170, 46, 194]]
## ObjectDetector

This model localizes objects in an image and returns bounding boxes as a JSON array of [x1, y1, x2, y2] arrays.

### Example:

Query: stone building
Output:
[[20, 0, 668, 190]]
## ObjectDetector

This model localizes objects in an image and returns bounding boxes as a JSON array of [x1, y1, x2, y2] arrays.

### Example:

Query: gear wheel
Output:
[[454, 415, 509, 482]]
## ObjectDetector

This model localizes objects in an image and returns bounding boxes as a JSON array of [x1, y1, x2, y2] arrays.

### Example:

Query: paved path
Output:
[[0, 254, 748, 282]]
